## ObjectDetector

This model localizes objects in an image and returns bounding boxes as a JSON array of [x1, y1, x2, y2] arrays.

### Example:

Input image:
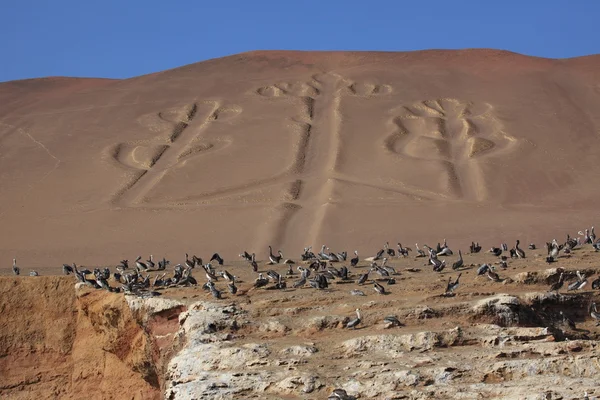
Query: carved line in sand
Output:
[[250, 72, 397, 249], [104, 101, 242, 207], [384, 98, 518, 201]]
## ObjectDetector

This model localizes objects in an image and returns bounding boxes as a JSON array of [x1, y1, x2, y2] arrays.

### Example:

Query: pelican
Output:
[[146, 255, 155, 269], [220, 270, 234, 282], [268, 246, 283, 264], [62, 264, 73, 275], [384, 315, 402, 327], [486, 266, 501, 282], [210, 253, 224, 265], [415, 244, 426, 258], [451, 250, 463, 270], [12, 259, 19, 275], [592, 276, 600, 290], [550, 272, 565, 292], [559, 311, 576, 330], [350, 289, 365, 296], [567, 270, 587, 291], [250, 253, 258, 272], [228, 277, 237, 294], [445, 273, 461, 294], [254, 273, 269, 288], [350, 251, 359, 267], [135, 256, 148, 271], [469, 241, 482, 253], [185, 253, 195, 269], [373, 282, 386, 295], [240, 251, 252, 261], [357, 271, 369, 285], [346, 308, 362, 329], [590, 302, 600, 325], [514, 240, 526, 258], [29, 270, 39, 276], [489, 246, 503, 257], [292, 276, 306, 288]]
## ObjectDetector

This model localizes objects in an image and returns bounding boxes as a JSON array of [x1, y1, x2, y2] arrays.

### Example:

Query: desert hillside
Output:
[[2, 49, 600, 270]]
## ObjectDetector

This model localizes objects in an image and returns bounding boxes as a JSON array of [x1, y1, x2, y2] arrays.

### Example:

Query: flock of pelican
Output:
[[9, 226, 600, 328]]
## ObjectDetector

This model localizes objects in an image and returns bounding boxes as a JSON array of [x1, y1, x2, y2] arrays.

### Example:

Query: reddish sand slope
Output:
[[2, 50, 600, 273]]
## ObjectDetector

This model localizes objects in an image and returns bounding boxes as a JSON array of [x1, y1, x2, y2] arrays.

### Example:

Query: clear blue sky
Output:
[[1, 0, 598, 82]]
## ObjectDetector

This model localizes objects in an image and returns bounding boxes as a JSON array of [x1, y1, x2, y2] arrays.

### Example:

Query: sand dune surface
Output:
[[2, 50, 600, 271]]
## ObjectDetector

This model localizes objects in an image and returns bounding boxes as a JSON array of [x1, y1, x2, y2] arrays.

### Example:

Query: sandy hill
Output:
[[2, 49, 600, 272]]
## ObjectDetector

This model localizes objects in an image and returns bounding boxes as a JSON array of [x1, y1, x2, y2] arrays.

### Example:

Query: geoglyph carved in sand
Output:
[[104, 73, 395, 246], [106, 101, 241, 207], [385, 98, 518, 201]]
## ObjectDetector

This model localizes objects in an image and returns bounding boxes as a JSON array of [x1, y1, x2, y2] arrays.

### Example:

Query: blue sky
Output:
[[1, 0, 598, 82]]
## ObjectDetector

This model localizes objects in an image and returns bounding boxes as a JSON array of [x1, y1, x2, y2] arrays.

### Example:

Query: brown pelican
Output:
[[346, 308, 362, 329], [350, 289, 365, 296], [29, 270, 39, 276], [12, 259, 19, 275], [550, 272, 565, 292], [210, 253, 224, 265], [62, 264, 73, 275], [415, 244, 426, 258], [220, 270, 234, 282], [445, 273, 461, 294], [384, 315, 402, 327], [469, 241, 482, 253], [135, 256, 148, 271], [250, 253, 258, 272], [268, 246, 283, 264], [528, 243, 536, 250], [592, 276, 600, 290], [356, 271, 369, 285], [590, 226, 596, 243], [559, 311, 576, 330], [329, 388, 356, 400], [117, 259, 128, 271], [373, 248, 385, 261], [489, 246, 503, 257], [185, 253, 195, 269], [350, 251, 359, 267], [228, 277, 237, 294], [589, 302, 600, 325], [567, 270, 587, 291], [254, 273, 269, 288], [486, 266, 501, 282], [514, 240, 526, 258], [146, 255, 155, 269], [397, 243, 411, 257], [239, 251, 252, 261], [373, 282, 386, 295], [451, 250, 463, 270]]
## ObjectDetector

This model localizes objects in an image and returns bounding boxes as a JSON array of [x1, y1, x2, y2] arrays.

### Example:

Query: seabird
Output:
[[451, 250, 463, 270], [383, 315, 402, 327], [254, 273, 269, 288], [210, 253, 224, 265], [357, 271, 369, 285], [373, 282, 386, 294], [486, 266, 501, 282], [12, 258, 20, 276], [185, 253, 195, 269], [135, 256, 148, 271], [29, 270, 39, 276], [567, 270, 587, 291], [559, 311, 576, 330], [591, 276, 600, 290], [415, 243, 426, 258], [549, 272, 565, 292], [228, 277, 237, 294], [350, 251, 359, 267], [346, 308, 362, 329], [221, 270, 234, 282], [514, 240, 526, 259], [268, 246, 283, 264], [589, 302, 600, 325], [489, 246, 503, 257], [469, 241, 482, 253], [445, 273, 461, 294], [350, 289, 365, 296], [239, 251, 252, 262], [146, 255, 155, 269]]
